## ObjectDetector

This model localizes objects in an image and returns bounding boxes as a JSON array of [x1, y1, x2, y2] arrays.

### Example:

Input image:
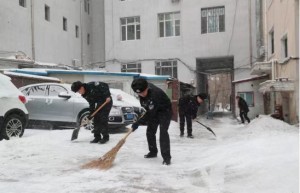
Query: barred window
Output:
[[155, 60, 177, 78], [121, 63, 141, 73], [201, 7, 225, 34], [121, 17, 140, 41], [158, 12, 180, 37]]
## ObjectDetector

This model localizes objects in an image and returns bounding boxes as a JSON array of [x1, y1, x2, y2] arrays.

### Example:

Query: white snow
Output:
[[0, 114, 298, 193]]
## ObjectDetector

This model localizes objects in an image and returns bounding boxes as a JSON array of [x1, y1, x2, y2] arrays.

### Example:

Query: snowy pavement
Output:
[[0, 114, 298, 193]]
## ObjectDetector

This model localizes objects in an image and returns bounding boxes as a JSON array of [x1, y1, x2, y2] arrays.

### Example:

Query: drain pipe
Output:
[[30, 0, 35, 61]]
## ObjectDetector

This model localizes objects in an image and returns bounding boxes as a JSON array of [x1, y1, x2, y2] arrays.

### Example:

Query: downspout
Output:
[[80, 0, 84, 66], [248, 0, 253, 66], [30, 0, 35, 61]]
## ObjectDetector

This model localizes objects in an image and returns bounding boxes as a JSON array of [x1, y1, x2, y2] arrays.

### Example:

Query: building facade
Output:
[[0, 0, 105, 67], [104, 0, 263, 118], [251, 0, 299, 124]]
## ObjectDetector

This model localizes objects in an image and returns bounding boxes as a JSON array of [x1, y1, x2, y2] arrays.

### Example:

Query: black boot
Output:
[[90, 137, 101, 143], [187, 134, 194, 138], [162, 159, 171, 165], [144, 152, 157, 158], [180, 132, 184, 137], [99, 135, 109, 144]]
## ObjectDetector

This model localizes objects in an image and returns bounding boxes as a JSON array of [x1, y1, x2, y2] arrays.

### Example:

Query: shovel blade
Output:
[[71, 127, 80, 141]]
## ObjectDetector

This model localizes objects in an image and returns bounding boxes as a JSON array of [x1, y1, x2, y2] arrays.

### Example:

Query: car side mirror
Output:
[[58, 92, 71, 99]]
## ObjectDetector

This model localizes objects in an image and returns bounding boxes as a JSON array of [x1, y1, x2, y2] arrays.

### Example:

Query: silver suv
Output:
[[19, 83, 139, 130], [0, 73, 29, 140]]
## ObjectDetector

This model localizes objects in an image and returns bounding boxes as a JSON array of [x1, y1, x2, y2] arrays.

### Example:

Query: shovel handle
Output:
[[90, 98, 110, 117]]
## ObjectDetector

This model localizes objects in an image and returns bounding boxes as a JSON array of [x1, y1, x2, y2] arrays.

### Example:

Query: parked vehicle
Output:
[[19, 83, 142, 130], [0, 73, 29, 140]]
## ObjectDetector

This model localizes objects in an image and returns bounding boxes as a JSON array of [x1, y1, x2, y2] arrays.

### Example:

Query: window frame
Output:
[[201, 6, 225, 34], [87, 33, 90, 45], [75, 25, 79, 38], [121, 63, 141, 73], [158, 12, 181, 38], [45, 4, 50, 21], [269, 28, 275, 55], [155, 60, 178, 78], [237, 92, 254, 107], [120, 16, 141, 41], [63, 17, 68, 31], [281, 34, 288, 59], [19, 0, 26, 8]]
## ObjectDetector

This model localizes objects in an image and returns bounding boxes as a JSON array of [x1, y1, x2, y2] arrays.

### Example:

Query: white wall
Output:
[[0, 0, 105, 67]]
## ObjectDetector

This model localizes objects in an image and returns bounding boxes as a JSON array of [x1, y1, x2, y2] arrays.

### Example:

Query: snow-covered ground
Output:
[[0, 115, 298, 193]]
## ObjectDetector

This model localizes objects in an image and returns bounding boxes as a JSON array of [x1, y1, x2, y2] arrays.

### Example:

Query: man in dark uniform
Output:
[[178, 93, 207, 138], [236, 96, 250, 124], [71, 81, 112, 144], [130, 78, 172, 165]]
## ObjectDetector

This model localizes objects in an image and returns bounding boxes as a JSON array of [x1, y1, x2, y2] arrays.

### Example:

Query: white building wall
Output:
[[0, 0, 105, 67], [0, 0, 32, 57], [104, 0, 256, 88]]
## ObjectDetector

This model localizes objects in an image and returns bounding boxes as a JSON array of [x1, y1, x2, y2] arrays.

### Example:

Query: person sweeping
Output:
[[71, 81, 112, 144], [130, 78, 172, 165]]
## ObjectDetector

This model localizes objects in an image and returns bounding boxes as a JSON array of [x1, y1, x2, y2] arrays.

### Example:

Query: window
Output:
[[281, 35, 288, 59], [269, 30, 274, 54], [238, 92, 254, 107], [45, 5, 50, 21], [121, 63, 141, 73], [158, 12, 180, 37], [121, 17, 140, 41], [48, 86, 67, 96], [19, 0, 26, 7], [155, 60, 177, 78], [63, 17, 67, 31], [22, 85, 46, 96], [84, 0, 90, 14], [75, 25, 79, 38], [87, 33, 90, 45], [201, 6, 225, 34]]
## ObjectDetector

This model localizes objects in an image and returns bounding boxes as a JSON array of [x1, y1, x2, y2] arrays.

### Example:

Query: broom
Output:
[[81, 127, 133, 170], [81, 112, 146, 170]]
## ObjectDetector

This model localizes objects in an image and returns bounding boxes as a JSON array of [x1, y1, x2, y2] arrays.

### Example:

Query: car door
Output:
[[22, 85, 47, 120], [45, 85, 74, 122]]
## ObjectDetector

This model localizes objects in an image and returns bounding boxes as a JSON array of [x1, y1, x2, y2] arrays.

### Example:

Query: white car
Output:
[[19, 83, 143, 130], [0, 73, 29, 140]]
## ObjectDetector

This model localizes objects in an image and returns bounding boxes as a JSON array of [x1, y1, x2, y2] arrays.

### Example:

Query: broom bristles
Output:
[[81, 129, 131, 170]]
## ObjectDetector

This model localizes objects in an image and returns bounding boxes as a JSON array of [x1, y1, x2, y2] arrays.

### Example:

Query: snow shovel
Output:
[[71, 100, 110, 141], [81, 112, 146, 170], [195, 121, 216, 137]]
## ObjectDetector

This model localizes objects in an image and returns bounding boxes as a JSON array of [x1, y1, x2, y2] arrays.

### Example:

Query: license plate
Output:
[[125, 114, 134, 120]]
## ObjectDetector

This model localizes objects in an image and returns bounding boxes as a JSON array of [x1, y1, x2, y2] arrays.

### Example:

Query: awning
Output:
[[258, 78, 295, 93]]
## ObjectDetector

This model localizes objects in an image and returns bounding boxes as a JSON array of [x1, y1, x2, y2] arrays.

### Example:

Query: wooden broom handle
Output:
[[123, 111, 146, 139], [90, 98, 110, 117]]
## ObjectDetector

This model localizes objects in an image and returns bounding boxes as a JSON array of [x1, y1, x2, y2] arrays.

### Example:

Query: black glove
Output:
[[131, 123, 139, 132]]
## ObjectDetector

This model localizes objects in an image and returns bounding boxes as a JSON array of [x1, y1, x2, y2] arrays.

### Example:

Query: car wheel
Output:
[[2, 114, 25, 139], [79, 111, 94, 131]]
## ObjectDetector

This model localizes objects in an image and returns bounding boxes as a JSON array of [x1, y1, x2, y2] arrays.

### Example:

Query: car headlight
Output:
[[109, 107, 122, 116]]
